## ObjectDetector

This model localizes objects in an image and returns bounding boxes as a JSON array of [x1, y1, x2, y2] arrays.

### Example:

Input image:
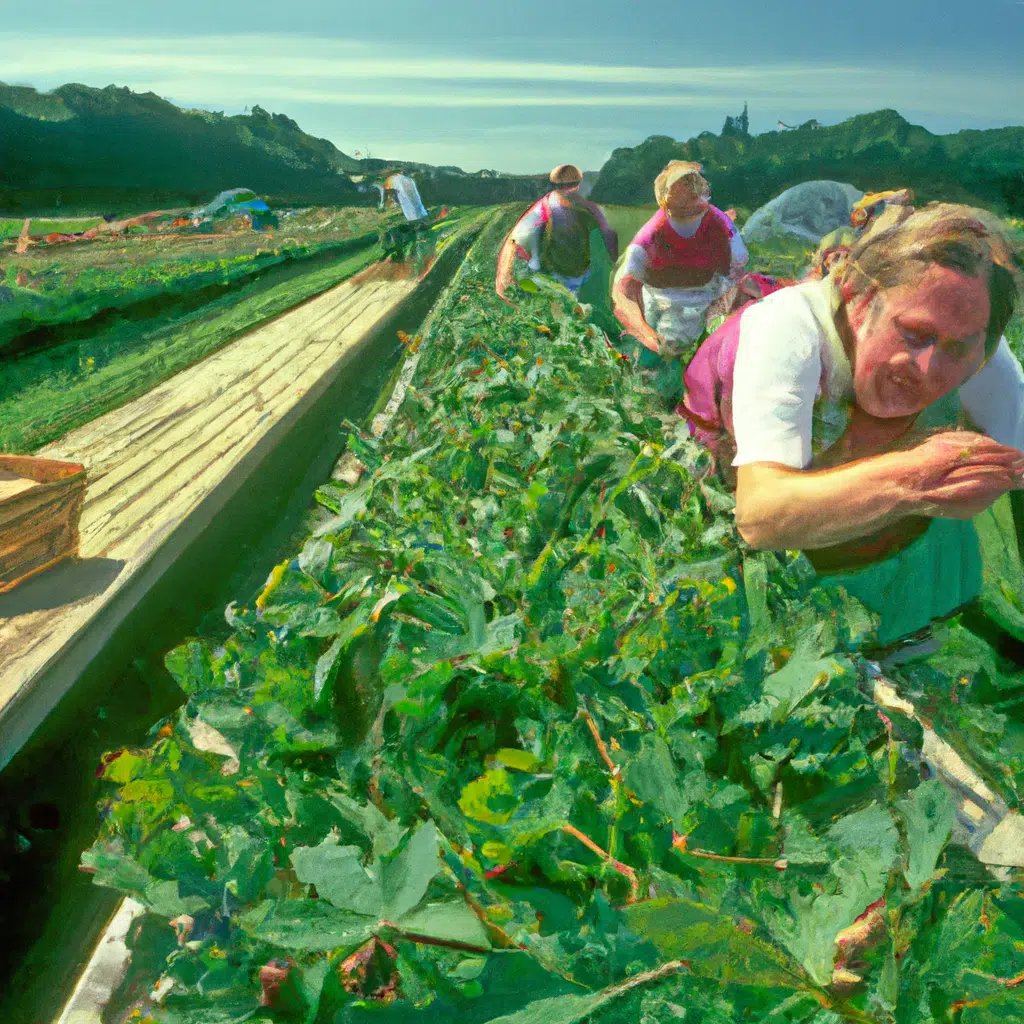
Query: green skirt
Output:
[[815, 388, 989, 646], [818, 516, 984, 646]]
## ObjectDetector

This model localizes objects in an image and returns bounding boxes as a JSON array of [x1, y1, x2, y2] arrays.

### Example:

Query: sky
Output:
[[1, 0, 1022, 174]]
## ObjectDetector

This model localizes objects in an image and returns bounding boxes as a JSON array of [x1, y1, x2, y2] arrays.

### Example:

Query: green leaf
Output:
[[623, 734, 688, 830], [329, 790, 408, 857], [742, 552, 772, 654], [481, 991, 609, 1024], [243, 898, 376, 953], [291, 835, 383, 917], [313, 604, 373, 700], [896, 779, 956, 894], [382, 820, 440, 920], [622, 899, 805, 990], [164, 640, 218, 695], [730, 655, 848, 730], [492, 748, 542, 773], [397, 900, 492, 950], [145, 879, 210, 918], [298, 537, 334, 583], [460, 769, 516, 826]]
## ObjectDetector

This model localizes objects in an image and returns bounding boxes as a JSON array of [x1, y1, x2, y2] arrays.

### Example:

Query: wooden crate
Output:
[[0, 454, 87, 593]]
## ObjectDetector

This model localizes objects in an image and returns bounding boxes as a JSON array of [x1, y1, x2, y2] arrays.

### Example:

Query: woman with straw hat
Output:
[[612, 161, 749, 402], [496, 164, 618, 301]]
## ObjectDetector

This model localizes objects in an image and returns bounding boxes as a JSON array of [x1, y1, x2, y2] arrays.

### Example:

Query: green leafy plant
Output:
[[82, 210, 1024, 1024]]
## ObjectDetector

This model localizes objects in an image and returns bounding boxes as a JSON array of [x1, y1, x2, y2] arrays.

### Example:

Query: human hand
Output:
[[899, 431, 1024, 518]]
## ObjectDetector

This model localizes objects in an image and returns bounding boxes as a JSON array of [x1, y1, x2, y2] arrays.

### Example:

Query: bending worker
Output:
[[496, 164, 618, 300], [380, 171, 428, 223], [612, 161, 748, 402], [678, 202, 1022, 646]]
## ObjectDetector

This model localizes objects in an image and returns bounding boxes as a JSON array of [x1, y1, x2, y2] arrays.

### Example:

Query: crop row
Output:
[[81, 210, 1024, 1024]]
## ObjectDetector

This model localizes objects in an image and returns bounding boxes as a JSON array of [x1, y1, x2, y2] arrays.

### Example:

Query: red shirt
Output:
[[631, 207, 735, 289]]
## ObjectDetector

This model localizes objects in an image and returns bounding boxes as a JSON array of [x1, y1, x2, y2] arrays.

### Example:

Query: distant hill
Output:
[[0, 82, 548, 215], [592, 110, 1024, 215]]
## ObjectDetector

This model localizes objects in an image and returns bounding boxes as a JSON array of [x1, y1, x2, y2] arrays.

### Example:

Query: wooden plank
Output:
[[0, 251, 441, 767], [62, 281, 396, 520], [41, 278, 387, 471], [53, 899, 145, 1024]]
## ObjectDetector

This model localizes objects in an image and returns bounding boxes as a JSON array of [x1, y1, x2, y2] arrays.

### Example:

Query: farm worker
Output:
[[495, 164, 619, 301], [612, 161, 749, 362], [380, 172, 428, 222], [677, 202, 1022, 646]]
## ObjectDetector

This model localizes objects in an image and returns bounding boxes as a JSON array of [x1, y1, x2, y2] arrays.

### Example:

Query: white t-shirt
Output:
[[615, 215, 749, 348], [387, 174, 428, 221], [730, 277, 1024, 468]]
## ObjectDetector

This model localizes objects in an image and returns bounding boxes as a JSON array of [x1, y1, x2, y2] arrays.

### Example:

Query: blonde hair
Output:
[[837, 202, 1019, 355], [654, 160, 706, 207]]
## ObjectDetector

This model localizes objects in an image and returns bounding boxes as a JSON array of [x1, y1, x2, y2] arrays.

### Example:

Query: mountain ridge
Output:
[[0, 82, 548, 215], [591, 109, 1024, 213]]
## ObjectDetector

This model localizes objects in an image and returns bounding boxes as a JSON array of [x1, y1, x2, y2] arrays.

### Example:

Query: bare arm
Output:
[[612, 272, 661, 355], [736, 458, 916, 550], [495, 235, 518, 304], [736, 433, 1024, 551]]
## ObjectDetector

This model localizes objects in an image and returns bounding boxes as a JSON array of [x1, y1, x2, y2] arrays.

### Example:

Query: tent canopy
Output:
[[193, 188, 271, 219]]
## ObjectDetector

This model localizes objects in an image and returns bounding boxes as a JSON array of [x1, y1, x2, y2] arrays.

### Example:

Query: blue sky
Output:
[[2, 0, 1022, 173]]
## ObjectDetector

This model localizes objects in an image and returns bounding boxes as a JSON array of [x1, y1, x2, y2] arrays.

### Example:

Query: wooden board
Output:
[[0, 270, 422, 768]]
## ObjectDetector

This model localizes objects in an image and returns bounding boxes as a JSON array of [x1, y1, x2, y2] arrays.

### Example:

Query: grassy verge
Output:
[[0, 242, 383, 452]]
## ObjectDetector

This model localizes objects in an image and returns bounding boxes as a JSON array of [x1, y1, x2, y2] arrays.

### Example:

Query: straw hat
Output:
[[549, 164, 583, 186], [654, 161, 709, 209]]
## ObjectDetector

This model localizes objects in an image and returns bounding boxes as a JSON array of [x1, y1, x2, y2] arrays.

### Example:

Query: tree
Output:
[[721, 105, 750, 138]]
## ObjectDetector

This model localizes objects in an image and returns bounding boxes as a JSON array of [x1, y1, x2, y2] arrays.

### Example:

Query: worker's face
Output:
[[849, 265, 991, 418], [663, 175, 711, 219]]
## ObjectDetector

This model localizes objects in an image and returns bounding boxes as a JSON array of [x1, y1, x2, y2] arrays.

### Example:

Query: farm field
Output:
[[0, 205, 396, 354], [62, 208, 1024, 1024], [0, 205, 480, 452]]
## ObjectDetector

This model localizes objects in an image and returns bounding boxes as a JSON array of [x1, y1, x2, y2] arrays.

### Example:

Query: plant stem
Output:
[[580, 710, 620, 778], [603, 959, 689, 998], [562, 824, 640, 901], [378, 921, 490, 955], [673, 836, 788, 869]]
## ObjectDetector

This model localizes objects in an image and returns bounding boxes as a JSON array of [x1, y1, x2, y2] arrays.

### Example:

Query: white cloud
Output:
[[0, 31, 1019, 123], [2, 31, 1020, 172]]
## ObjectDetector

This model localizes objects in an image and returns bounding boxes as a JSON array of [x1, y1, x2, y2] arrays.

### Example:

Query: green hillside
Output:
[[592, 109, 1024, 214], [0, 82, 547, 215]]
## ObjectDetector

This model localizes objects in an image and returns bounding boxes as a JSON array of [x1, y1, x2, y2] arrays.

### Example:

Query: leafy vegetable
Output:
[[81, 207, 1024, 1023]]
